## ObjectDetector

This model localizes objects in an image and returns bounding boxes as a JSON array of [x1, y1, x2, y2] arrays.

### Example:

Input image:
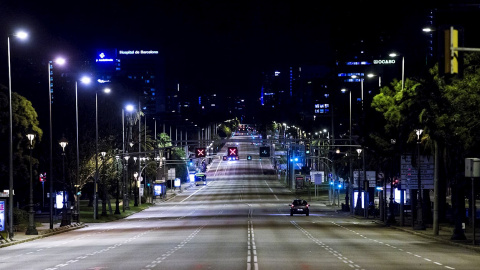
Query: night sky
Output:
[[0, 1, 436, 100]]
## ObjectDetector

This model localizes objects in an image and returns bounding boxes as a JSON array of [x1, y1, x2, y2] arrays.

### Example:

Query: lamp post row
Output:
[[8, 30, 220, 238], [6, 28, 111, 236]]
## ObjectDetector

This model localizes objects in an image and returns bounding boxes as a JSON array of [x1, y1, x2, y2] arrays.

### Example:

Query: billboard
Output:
[[0, 200, 5, 232], [259, 147, 270, 157]]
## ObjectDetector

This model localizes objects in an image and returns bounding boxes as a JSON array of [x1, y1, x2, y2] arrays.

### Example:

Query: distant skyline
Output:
[[2, 1, 479, 103], [0, 2, 423, 95]]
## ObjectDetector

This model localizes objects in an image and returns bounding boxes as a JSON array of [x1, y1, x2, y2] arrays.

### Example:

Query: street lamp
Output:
[[7, 30, 28, 239], [414, 129, 426, 230], [93, 87, 111, 220], [48, 57, 66, 229], [355, 148, 363, 215], [99, 151, 106, 216], [74, 76, 91, 224], [389, 53, 405, 90], [123, 155, 130, 211], [341, 88, 352, 212], [25, 130, 38, 235], [115, 155, 121, 214], [59, 136, 70, 227]]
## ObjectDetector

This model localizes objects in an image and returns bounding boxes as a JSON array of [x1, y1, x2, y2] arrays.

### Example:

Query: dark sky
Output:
[[2, 0, 471, 100], [0, 1, 424, 95]]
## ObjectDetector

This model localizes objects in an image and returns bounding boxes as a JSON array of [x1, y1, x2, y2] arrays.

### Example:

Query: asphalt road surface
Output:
[[1, 134, 479, 269]]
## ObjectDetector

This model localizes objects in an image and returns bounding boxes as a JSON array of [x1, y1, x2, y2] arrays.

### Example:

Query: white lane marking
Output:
[[331, 221, 456, 270], [264, 180, 279, 200], [292, 221, 364, 270], [247, 220, 259, 270], [142, 226, 204, 269]]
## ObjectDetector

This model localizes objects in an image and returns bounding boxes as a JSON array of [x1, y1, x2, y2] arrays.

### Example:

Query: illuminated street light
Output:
[[94, 87, 112, 220], [74, 76, 91, 223], [114, 155, 121, 214], [341, 88, 352, 212], [7, 30, 28, 239], [414, 129, 426, 230], [59, 136, 70, 227], [389, 52, 405, 90], [25, 130, 38, 235], [48, 57, 66, 229], [124, 155, 130, 211]]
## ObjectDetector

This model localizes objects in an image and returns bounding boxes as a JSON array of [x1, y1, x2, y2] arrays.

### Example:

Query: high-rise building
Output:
[[94, 49, 166, 116]]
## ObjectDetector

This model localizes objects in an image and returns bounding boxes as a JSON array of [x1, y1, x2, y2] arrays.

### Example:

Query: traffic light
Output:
[[189, 159, 193, 166], [195, 147, 206, 158], [305, 142, 310, 154], [247, 155, 252, 160], [445, 27, 458, 74], [392, 178, 399, 188], [259, 147, 270, 157], [227, 147, 238, 157], [223, 155, 227, 161]]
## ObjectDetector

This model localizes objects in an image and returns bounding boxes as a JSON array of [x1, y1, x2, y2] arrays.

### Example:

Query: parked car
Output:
[[290, 199, 309, 216]]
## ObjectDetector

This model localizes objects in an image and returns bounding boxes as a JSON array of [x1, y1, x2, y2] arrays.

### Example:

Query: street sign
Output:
[[353, 171, 376, 188], [195, 147, 206, 158], [228, 147, 238, 157], [311, 171, 324, 185], [259, 147, 270, 157], [168, 168, 176, 180], [400, 154, 434, 189]]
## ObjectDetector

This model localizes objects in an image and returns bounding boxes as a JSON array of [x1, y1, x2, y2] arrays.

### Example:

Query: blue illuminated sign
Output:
[[118, 50, 159, 55], [96, 52, 114, 63]]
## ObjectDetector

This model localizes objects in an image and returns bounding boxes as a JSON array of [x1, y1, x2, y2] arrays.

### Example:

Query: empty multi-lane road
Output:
[[1, 135, 479, 270]]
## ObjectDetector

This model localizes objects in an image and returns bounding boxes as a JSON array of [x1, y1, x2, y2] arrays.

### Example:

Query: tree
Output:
[[0, 85, 43, 207], [371, 53, 480, 239]]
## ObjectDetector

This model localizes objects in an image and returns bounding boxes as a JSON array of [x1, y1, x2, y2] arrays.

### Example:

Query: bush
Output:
[[13, 208, 28, 225]]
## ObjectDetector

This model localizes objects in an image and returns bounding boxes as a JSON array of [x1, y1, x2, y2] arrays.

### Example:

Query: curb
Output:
[[0, 222, 87, 248]]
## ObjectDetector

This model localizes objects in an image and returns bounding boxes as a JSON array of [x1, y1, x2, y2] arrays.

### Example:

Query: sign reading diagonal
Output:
[[195, 147, 206, 158], [228, 147, 238, 157]]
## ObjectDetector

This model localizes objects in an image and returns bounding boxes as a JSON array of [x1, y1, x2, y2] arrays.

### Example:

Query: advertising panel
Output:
[[0, 199, 5, 232], [154, 184, 162, 196]]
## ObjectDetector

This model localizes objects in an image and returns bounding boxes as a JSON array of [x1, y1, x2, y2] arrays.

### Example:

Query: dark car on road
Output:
[[290, 199, 309, 216]]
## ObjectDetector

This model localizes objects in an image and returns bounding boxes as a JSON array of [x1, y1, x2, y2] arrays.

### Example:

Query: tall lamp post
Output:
[[414, 129, 426, 230], [93, 86, 111, 220], [26, 131, 38, 235], [389, 53, 405, 90], [59, 137, 70, 227], [341, 88, 352, 212], [7, 30, 28, 239], [74, 76, 91, 224], [48, 57, 66, 229]]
